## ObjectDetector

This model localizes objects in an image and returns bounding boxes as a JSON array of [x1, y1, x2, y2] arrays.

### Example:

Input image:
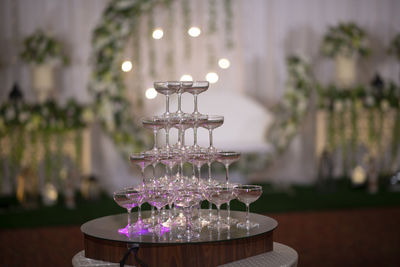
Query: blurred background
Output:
[[1, 0, 400, 266]]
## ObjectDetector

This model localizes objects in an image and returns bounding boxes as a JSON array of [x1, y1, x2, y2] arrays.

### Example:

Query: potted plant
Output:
[[20, 30, 69, 103], [321, 22, 370, 87]]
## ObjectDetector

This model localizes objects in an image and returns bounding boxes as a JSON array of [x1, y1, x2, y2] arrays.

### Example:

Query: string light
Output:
[[206, 72, 219, 83], [152, 28, 164, 40], [121, 61, 132, 72], [218, 58, 230, 69], [188, 27, 201, 37], [145, 88, 158, 99], [180, 74, 193, 81]]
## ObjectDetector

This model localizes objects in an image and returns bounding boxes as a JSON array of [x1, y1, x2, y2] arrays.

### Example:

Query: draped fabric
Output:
[[0, 0, 399, 190]]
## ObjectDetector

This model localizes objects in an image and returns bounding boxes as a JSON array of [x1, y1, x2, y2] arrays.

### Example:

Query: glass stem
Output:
[[192, 164, 196, 179], [177, 128, 182, 148], [141, 168, 145, 185], [152, 163, 156, 185], [180, 162, 184, 179], [165, 127, 170, 149], [245, 203, 250, 225], [138, 205, 142, 223], [178, 93, 182, 113], [127, 208, 132, 226], [208, 162, 212, 183], [217, 205, 221, 228], [186, 207, 192, 234], [151, 206, 155, 221], [225, 164, 230, 185], [169, 166, 174, 180], [194, 94, 198, 114], [153, 130, 158, 151], [227, 201, 231, 222], [181, 129, 186, 150], [193, 127, 198, 147], [166, 95, 170, 115], [157, 207, 161, 227], [197, 165, 201, 182], [209, 129, 213, 150]]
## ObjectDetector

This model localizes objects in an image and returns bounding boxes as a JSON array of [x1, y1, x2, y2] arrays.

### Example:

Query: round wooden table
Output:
[[81, 210, 278, 267]]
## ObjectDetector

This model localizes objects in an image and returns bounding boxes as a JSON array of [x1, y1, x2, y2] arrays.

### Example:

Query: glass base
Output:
[[237, 221, 259, 230], [118, 223, 150, 236], [220, 217, 239, 226], [207, 221, 230, 231], [176, 229, 200, 241]]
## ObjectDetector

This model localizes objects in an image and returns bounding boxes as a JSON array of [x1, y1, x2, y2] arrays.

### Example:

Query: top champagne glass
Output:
[[184, 81, 209, 117], [154, 81, 178, 117], [176, 81, 193, 117]]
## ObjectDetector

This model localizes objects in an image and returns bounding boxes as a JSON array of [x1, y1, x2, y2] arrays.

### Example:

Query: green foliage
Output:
[[20, 30, 69, 65], [388, 33, 400, 62], [321, 22, 371, 58], [0, 100, 92, 134]]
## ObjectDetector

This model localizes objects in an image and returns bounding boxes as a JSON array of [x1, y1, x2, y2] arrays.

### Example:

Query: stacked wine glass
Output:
[[113, 81, 263, 240]]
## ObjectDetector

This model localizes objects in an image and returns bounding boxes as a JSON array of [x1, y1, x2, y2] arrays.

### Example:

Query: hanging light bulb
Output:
[[218, 58, 230, 69], [152, 28, 164, 40], [206, 72, 219, 83], [180, 74, 193, 81], [188, 27, 201, 37], [121, 61, 133, 72], [145, 88, 158, 99]]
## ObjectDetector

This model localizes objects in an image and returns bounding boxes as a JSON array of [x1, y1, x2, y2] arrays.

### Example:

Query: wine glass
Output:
[[184, 81, 209, 117], [125, 188, 147, 232], [160, 116, 179, 152], [206, 186, 235, 231], [216, 151, 241, 185], [192, 115, 208, 152], [187, 151, 208, 185], [216, 151, 241, 225], [202, 115, 224, 152], [113, 189, 139, 235], [176, 81, 192, 117], [158, 151, 181, 183], [174, 189, 203, 240], [154, 81, 178, 117], [129, 152, 155, 187], [142, 116, 165, 154], [204, 152, 218, 221], [146, 187, 172, 236], [233, 185, 263, 230]]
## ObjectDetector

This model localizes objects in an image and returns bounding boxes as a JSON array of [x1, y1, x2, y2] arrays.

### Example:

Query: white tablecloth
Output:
[[72, 242, 298, 267]]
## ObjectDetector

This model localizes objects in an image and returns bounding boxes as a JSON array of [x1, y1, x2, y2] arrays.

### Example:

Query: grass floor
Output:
[[1, 179, 400, 228]]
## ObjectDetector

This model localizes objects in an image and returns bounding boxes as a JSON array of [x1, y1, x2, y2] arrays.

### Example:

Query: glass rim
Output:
[[233, 184, 262, 190]]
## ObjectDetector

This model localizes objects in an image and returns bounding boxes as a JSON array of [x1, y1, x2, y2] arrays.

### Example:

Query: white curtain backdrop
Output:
[[0, 0, 399, 192]]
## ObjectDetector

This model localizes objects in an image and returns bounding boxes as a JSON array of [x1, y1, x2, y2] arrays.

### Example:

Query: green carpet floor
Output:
[[1, 180, 400, 228]]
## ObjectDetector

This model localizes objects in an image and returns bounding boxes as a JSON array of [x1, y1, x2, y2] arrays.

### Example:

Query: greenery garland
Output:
[[267, 56, 314, 153], [207, 0, 217, 68], [165, 0, 175, 76], [224, 0, 234, 49], [182, 0, 191, 60], [147, 8, 156, 78], [90, 0, 161, 155]]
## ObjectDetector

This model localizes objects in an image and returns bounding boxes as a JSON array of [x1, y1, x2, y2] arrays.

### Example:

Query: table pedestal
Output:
[[80, 210, 280, 266], [73, 242, 298, 267]]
